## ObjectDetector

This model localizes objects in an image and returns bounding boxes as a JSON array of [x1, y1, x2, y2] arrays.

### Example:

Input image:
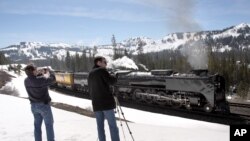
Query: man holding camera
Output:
[[24, 64, 56, 141], [88, 56, 120, 141]]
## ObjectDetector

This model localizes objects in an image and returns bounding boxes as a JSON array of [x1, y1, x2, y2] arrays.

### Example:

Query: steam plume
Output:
[[181, 41, 208, 69]]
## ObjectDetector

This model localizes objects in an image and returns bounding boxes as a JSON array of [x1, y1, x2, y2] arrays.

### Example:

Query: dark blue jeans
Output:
[[95, 109, 120, 141], [31, 103, 55, 141]]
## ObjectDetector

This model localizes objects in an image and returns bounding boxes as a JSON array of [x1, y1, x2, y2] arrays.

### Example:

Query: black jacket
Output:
[[88, 65, 117, 112], [24, 72, 55, 104]]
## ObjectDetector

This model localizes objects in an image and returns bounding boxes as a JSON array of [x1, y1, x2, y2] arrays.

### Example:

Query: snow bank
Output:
[[0, 94, 229, 141]]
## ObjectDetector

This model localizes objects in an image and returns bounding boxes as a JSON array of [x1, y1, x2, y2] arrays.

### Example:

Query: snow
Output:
[[213, 29, 240, 39], [0, 47, 18, 51], [96, 46, 114, 56], [0, 70, 230, 141], [30, 57, 47, 60], [139, 32, 195, 54], [49, 43, 71, 48], [215, 45, 232, 52], [0, 65, 9, 71], [212, 23, 250, 39], [235, 23, 250, 29]]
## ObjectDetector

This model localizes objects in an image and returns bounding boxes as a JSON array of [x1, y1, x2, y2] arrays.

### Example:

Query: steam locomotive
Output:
[[54, 69, 229, 113]]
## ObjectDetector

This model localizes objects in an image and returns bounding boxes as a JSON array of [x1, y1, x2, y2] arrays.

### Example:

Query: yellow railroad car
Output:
[[55, 72, 74, 88]]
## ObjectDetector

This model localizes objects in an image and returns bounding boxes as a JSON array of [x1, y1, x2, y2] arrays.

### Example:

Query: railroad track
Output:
[[120, 99, 250, 124], [229, 102, 250, 108], [228, 102, 250, 121], [49, 86, 250, 125], [50, 85, 90, 99]]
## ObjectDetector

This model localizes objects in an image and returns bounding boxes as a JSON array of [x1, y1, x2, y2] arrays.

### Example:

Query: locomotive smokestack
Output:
[[191, 69, 208, 76]]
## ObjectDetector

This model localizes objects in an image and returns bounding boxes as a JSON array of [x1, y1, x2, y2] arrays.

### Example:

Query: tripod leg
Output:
[[114, 96, 135, 141], [116, 105, 127, 141]]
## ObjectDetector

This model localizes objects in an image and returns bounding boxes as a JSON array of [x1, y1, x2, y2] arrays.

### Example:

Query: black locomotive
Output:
[[54, 69, 229, 113]]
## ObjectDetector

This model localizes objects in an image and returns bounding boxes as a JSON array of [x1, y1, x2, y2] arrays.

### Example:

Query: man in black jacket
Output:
[[88, 56, 120, 141], [24, 64, 55, 141]]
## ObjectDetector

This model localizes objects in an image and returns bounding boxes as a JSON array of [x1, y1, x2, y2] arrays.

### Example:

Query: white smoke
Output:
[[154, 0, 206, 69], [131, 0, 201, 32], [164, 0, 202, 32], [116, 0, 208, 69], [181, 41, 208, 69]]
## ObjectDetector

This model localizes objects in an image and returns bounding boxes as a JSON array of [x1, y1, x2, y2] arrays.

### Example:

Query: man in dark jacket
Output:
[[24, 64, 56, 141], [88, 56, 120, 141]]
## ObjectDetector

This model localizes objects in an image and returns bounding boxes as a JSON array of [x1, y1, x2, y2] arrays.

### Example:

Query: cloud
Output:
[[107, 0, 202, 32], [0, 1, 162, 22]]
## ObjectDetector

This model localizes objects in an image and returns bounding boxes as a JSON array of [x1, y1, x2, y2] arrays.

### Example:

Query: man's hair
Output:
[[94, 56, 105, 65], [24, 64, 36, 76]]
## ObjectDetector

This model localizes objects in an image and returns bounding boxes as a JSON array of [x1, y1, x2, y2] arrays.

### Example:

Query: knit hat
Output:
[[24, 64, 36, 76]]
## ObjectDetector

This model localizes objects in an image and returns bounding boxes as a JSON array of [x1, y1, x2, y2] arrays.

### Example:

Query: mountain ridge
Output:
[[1, 23, 250, 62]]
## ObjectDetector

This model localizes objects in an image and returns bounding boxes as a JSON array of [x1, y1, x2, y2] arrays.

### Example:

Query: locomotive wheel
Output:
[[171, 94, 182, 108], [171, 100, 182, 108], [203, 104, 213, 112], [120, 93, 130, 100], [143, 89, 155, 104], [185, 102, 192, 110], [132, 89, 143, 102], [155, 91, 167, 106]]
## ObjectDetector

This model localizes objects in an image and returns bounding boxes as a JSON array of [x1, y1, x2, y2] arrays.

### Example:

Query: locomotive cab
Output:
[[213, 74, 230, 113]]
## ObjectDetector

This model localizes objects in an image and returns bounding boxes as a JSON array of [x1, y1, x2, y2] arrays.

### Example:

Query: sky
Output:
[[0, 0, 250, 48]]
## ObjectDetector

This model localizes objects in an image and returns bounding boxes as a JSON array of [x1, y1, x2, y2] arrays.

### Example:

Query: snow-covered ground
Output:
[[0, 70, 229, 141]]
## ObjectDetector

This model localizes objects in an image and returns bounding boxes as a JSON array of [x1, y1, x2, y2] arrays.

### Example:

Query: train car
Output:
[[55, 72, 74, 89], [73, 72, 89, 92]]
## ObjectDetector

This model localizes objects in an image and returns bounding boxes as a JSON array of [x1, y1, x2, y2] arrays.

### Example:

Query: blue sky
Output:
[[0, 0, 250, 48]]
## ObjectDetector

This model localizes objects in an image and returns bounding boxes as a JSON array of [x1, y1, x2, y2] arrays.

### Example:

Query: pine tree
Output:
[[65, 51, 71, 71], [75, 52, 80, 72], [111, 34, 117, 47], [112, 34, 121, 60], [137, 38, 145, 64], [70, 56, 75, 72], [79, 50, 87, 71], [17, 64, 22, 75], [124, 49, 129, 57], [237, 81, 249, 98], [93, 46, 97, 57], [0, 52, 9, 65], [50, 55, 60, 70]]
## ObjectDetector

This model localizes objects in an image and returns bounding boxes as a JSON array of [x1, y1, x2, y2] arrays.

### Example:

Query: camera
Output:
[[37, 68, 49, 76]]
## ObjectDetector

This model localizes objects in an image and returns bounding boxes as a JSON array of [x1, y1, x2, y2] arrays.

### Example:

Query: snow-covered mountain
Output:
[[1, 23, 250, 62], [124, 23, 250, 53], [0, 42, 83, 61]]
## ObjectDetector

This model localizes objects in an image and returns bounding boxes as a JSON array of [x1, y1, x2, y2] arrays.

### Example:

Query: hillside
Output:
[[0, 23, 250, 62]]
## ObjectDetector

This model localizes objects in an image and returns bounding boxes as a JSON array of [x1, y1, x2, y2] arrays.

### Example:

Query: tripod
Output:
[[114, 95, 135, 141]]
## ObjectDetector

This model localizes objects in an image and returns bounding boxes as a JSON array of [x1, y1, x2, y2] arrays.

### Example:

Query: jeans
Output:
[[95, 109, 120, 141], [31, 103, 55, 141]]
